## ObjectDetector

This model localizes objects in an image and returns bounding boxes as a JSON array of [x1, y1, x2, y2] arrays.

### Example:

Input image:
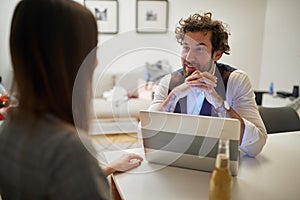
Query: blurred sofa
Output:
[[91, 67, 153, 121]]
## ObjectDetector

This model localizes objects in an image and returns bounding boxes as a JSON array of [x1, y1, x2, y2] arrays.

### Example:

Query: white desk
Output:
[[105, 131, 300, 200]]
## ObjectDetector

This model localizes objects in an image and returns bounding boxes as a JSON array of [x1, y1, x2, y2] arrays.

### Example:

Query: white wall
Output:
[[98, 0, 267, 89], [259, 0, 300, 92], [0, 0, 19, 89], [1, 0, 299, 92], [96, 0, 181, 75]]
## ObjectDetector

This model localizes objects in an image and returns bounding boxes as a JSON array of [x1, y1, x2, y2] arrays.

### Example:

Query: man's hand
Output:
[[185, 70, 223, 108], [171, 82, 194, 100], [158, 70, 223, 112]]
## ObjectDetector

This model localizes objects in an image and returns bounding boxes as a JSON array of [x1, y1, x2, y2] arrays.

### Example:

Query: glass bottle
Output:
[[209, 139, 232, 200], [269, 82, 274, 95]]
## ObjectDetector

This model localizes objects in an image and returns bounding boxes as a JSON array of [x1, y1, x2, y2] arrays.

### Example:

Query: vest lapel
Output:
[[174, 97, 187, 114], [200, 98, 212, 116]]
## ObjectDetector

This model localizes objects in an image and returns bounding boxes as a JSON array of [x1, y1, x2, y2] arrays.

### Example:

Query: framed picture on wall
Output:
[[85, 0, 118, 34], [136, 0, 168, 33]]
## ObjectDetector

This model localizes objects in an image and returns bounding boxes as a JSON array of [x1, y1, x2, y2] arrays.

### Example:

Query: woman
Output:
[[0, 0, 142, 199]]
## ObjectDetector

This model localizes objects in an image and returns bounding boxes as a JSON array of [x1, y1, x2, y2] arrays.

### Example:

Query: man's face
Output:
[[181, 31, 216, 76]]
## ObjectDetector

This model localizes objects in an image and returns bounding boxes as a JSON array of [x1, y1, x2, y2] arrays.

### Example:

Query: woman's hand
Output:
[[102, 153, 143, 176]]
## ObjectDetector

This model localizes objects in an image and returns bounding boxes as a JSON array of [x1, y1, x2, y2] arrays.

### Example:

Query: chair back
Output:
[[258, 106, 300, 134]]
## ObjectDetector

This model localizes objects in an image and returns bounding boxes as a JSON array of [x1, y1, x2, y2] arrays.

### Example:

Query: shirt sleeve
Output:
[[227, 70, 268, 157], [148, 74, 171, 111]]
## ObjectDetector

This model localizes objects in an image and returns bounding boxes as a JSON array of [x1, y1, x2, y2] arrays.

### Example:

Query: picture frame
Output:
[[85, 0, 118, 34], [136, 0, 168, 33]]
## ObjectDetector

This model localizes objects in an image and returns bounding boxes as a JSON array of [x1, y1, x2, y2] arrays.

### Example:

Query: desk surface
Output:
[[105, 131, 300, 200]]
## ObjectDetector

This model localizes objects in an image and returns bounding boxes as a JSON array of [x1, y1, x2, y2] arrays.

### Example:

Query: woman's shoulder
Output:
[[1, 112, 86, 153]]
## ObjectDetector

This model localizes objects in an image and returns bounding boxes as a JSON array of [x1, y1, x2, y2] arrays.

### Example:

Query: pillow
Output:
[[114, 68, 145, 97], [137, 78, 156, 100], [92, 70, 115, 98]]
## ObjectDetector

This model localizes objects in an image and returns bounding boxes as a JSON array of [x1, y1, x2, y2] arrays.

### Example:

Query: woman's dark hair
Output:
[[175, 12, 231, 55], [10, 0, 98, 129]]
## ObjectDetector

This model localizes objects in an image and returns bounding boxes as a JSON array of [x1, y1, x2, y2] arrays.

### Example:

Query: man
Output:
[[148, 12, 267, 157]]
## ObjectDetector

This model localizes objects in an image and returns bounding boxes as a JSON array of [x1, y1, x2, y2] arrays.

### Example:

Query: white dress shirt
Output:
[[149, 69, 268, 157], [187, 89, 205, 115]]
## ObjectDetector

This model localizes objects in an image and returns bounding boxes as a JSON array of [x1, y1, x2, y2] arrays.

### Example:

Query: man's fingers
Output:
[[187, 77, 217, 87], [201, 71, 218, 82], [185, 71, 217, 86]]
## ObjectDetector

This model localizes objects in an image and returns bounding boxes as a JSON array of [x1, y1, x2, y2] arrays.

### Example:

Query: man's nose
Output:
[[185, 49, 196, 62]]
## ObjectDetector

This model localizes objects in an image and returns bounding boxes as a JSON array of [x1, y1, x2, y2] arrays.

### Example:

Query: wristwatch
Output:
[[215, 100, 230, 113]]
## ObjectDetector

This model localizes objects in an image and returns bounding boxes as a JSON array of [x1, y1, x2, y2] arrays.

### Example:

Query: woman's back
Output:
[[0, 111, 110, 199]]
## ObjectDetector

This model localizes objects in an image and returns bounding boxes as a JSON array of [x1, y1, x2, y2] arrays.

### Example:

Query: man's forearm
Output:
[[158, 92, 179, 112], [217, 107, 245, 143], [228, 109, 245, 144]]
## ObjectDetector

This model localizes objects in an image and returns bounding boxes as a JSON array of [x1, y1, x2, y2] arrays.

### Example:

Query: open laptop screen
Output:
[[140, 110, 240, 176]]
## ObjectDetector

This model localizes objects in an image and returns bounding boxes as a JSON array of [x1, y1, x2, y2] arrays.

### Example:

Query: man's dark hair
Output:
[[175, 12, 231, 55]]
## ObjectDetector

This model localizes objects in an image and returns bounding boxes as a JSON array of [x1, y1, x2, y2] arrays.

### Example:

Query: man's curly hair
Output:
[[175, 12, 231, 55]]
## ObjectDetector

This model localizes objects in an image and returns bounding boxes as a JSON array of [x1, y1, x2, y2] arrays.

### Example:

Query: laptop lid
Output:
[[140, 110, 240, 176]]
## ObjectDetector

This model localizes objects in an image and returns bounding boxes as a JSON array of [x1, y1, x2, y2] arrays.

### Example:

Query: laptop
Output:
[[139, 110, 240, 176]]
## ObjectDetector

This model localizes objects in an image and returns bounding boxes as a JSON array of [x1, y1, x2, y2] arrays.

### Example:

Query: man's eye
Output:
[[196, 47, 204, 52], [183, 46, 189, 51]]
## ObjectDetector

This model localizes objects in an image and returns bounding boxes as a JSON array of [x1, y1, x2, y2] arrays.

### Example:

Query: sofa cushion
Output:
[[92, 67, 145, 98], [92, 71, 115, 98], [92, 98, 152, 119]]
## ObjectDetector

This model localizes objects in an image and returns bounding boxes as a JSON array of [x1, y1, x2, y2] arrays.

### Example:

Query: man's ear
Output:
[[213, 50, 223, 61]]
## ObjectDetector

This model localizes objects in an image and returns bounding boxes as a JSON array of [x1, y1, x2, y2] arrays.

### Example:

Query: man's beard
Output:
[[183, 58, 214, 77]]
